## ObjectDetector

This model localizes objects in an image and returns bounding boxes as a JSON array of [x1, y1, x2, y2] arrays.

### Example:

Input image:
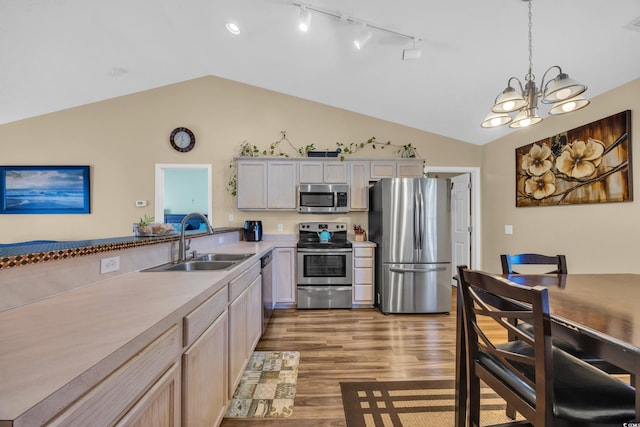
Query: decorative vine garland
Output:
[[226, 131, 421, 195]]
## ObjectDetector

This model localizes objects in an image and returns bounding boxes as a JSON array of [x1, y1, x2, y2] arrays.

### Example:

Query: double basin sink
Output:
[[142, 253, 255, 272]]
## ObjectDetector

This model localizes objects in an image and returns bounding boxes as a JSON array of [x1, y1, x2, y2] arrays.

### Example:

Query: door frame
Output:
[[424, 166, 481, 270]]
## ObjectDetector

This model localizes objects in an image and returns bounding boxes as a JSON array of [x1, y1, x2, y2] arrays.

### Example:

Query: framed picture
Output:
[[0, 165, 91, 214], [515, 110, 632, 207]]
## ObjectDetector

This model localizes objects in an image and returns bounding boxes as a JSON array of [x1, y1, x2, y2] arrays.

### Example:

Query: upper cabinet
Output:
[[235, 158, 423, 211], [237, 160, 297, 210], [349, 161, 370, 211], [299, 161, 348, 184], [369, 160, 396, 180], [369, 159, 424, 180]]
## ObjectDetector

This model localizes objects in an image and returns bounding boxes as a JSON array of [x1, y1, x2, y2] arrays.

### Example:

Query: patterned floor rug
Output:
[[340, 379, 524, 427], [225, 351, 300, 419]]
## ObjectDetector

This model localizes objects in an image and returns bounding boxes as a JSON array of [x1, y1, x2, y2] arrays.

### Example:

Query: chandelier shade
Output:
[[481, 0, 589, 129], [509, 109, 543, 128], [542, 72, 588, 103], [492, 85, 527, 113], [548, 96, 590, 115], [481, 111, 513, 128]]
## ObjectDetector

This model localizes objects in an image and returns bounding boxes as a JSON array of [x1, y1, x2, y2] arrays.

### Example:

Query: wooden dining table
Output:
[[455, 273, 640, 427]]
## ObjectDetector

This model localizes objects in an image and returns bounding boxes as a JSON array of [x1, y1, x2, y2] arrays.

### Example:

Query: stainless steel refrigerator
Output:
[[368, 178, 452, 314]]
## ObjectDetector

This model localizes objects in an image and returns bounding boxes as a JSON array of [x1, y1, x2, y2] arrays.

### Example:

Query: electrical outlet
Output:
[[100, 256, 120, 274], [277, 224, 283, 232], [504, 225, 513, 235], [228, 213, 234, 222]]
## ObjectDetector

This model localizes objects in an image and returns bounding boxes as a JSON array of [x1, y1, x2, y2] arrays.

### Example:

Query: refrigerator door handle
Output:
[[413, 193, 420, 249], [418, 193, 424, 250], [389, 267, 447, 274]]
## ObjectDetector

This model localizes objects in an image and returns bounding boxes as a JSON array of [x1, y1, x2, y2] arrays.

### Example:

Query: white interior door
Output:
[[451, 173, 471, 284]]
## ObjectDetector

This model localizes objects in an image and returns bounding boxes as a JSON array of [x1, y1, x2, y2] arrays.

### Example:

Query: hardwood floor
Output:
[[221, 286, 463, 427]]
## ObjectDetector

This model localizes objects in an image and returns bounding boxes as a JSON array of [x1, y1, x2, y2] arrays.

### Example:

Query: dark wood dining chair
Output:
[[500, 253, 567, 275], [457, 266, 635, 427], [500, 253, 628, 377]]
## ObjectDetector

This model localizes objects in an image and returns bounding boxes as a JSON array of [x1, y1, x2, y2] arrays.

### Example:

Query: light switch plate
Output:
[[504, 225, 513, 235]]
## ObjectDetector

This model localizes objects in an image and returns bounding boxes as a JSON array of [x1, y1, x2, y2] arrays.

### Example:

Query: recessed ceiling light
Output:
[[226, 22, 240, 35]]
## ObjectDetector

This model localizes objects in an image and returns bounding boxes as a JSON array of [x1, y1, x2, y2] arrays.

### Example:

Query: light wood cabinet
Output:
[[273, 247, 296, 306], [353, 246, 375, 306], [324, 161, 349, 183], [370, 160, 396, 180], [247, 275, 263, 351], [349, 161, 370, 211], [236, 160, 297, 210], [229, 288, 249, 398], [298, 161, 323, 183], [369, 159, 423, 181], [236, 158, 421, 211], [236, 161, 268, 209], [397, 161, 424, 178], [182, 311, 228, 427], [45, 326, 182, 427], [299, 160, 348, 183], [182, 288, 229, 427], [114, 362, 181, 427], [227, 261, 262, 398]]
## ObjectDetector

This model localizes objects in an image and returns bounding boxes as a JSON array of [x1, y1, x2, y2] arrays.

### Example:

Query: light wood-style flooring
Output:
[[221, 286, 464, 427]]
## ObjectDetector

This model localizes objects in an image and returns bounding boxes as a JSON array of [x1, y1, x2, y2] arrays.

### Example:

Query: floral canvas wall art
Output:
[[516, 110, 632, 207]]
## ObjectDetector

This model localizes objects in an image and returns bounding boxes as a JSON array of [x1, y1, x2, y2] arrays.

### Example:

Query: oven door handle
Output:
[[297, 248, 353, 253], [389, 267, 446, 274], [297, 286, 352, 291]]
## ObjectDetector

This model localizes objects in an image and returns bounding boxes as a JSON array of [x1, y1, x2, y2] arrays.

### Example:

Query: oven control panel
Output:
[[299, 222, 347, 232]]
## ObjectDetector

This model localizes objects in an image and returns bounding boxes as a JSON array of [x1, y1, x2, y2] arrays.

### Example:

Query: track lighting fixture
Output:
[[292, 2, 421, 57], [481, 0, 589, 129], [353, 25, 372, 50], [402, 38, 421, 60], [298, 6, 311, 32]]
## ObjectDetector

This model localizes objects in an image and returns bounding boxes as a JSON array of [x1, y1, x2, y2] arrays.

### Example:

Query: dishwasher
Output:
[[261, 250, 274, 333]]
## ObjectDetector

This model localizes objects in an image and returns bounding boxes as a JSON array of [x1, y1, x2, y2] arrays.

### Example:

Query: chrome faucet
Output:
[[178, 212, 214, 262]]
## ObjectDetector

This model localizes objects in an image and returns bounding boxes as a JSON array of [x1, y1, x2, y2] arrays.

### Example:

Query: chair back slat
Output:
[[501, 253, 567, 274], [458, 266, 555, 426]]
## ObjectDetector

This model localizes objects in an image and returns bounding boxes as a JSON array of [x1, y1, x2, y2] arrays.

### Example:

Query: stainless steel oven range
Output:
[[296, 222, 353, 309]]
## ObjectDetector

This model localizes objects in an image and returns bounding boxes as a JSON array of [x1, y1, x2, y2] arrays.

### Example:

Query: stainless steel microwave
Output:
[[298, 183, 349, 214]]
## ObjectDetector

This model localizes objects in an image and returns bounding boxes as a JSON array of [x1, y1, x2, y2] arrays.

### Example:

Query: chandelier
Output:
[[481, 0, 589, 129]]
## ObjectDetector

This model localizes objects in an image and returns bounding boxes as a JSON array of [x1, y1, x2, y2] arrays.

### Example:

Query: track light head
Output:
[[354, 26, 372, 50], [402, 48, 421, 60], [298, 7, 311, 32]]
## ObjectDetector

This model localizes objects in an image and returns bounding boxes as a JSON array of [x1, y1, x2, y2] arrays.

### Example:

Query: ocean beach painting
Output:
[[0, 166, 90, 214]]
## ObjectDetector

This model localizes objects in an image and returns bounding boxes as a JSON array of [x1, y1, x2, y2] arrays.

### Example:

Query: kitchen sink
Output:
[[194, 253, 254, 262], [141, 253, 254, 272]]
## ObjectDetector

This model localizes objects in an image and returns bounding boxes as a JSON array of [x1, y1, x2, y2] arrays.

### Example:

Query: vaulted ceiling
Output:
[[2, 0, 639, 145]]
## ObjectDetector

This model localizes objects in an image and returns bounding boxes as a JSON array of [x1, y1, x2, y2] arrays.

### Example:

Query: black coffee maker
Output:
[[243, 220, 263, 242]]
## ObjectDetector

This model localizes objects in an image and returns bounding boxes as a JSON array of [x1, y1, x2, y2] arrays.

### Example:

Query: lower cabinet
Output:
[[274, 247, 296, 306], [114, 362, 181, 427], [228, 262, 263, 398], [353, 246, 375, 305], [182, 311, 229, 427], [36, 261, 268, 427], [45, 326, 182, 427], [229, 286, 250, 397]]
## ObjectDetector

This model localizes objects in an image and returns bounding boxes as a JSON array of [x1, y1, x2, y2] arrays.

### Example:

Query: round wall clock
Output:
[[169, 127, 196, 152]]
